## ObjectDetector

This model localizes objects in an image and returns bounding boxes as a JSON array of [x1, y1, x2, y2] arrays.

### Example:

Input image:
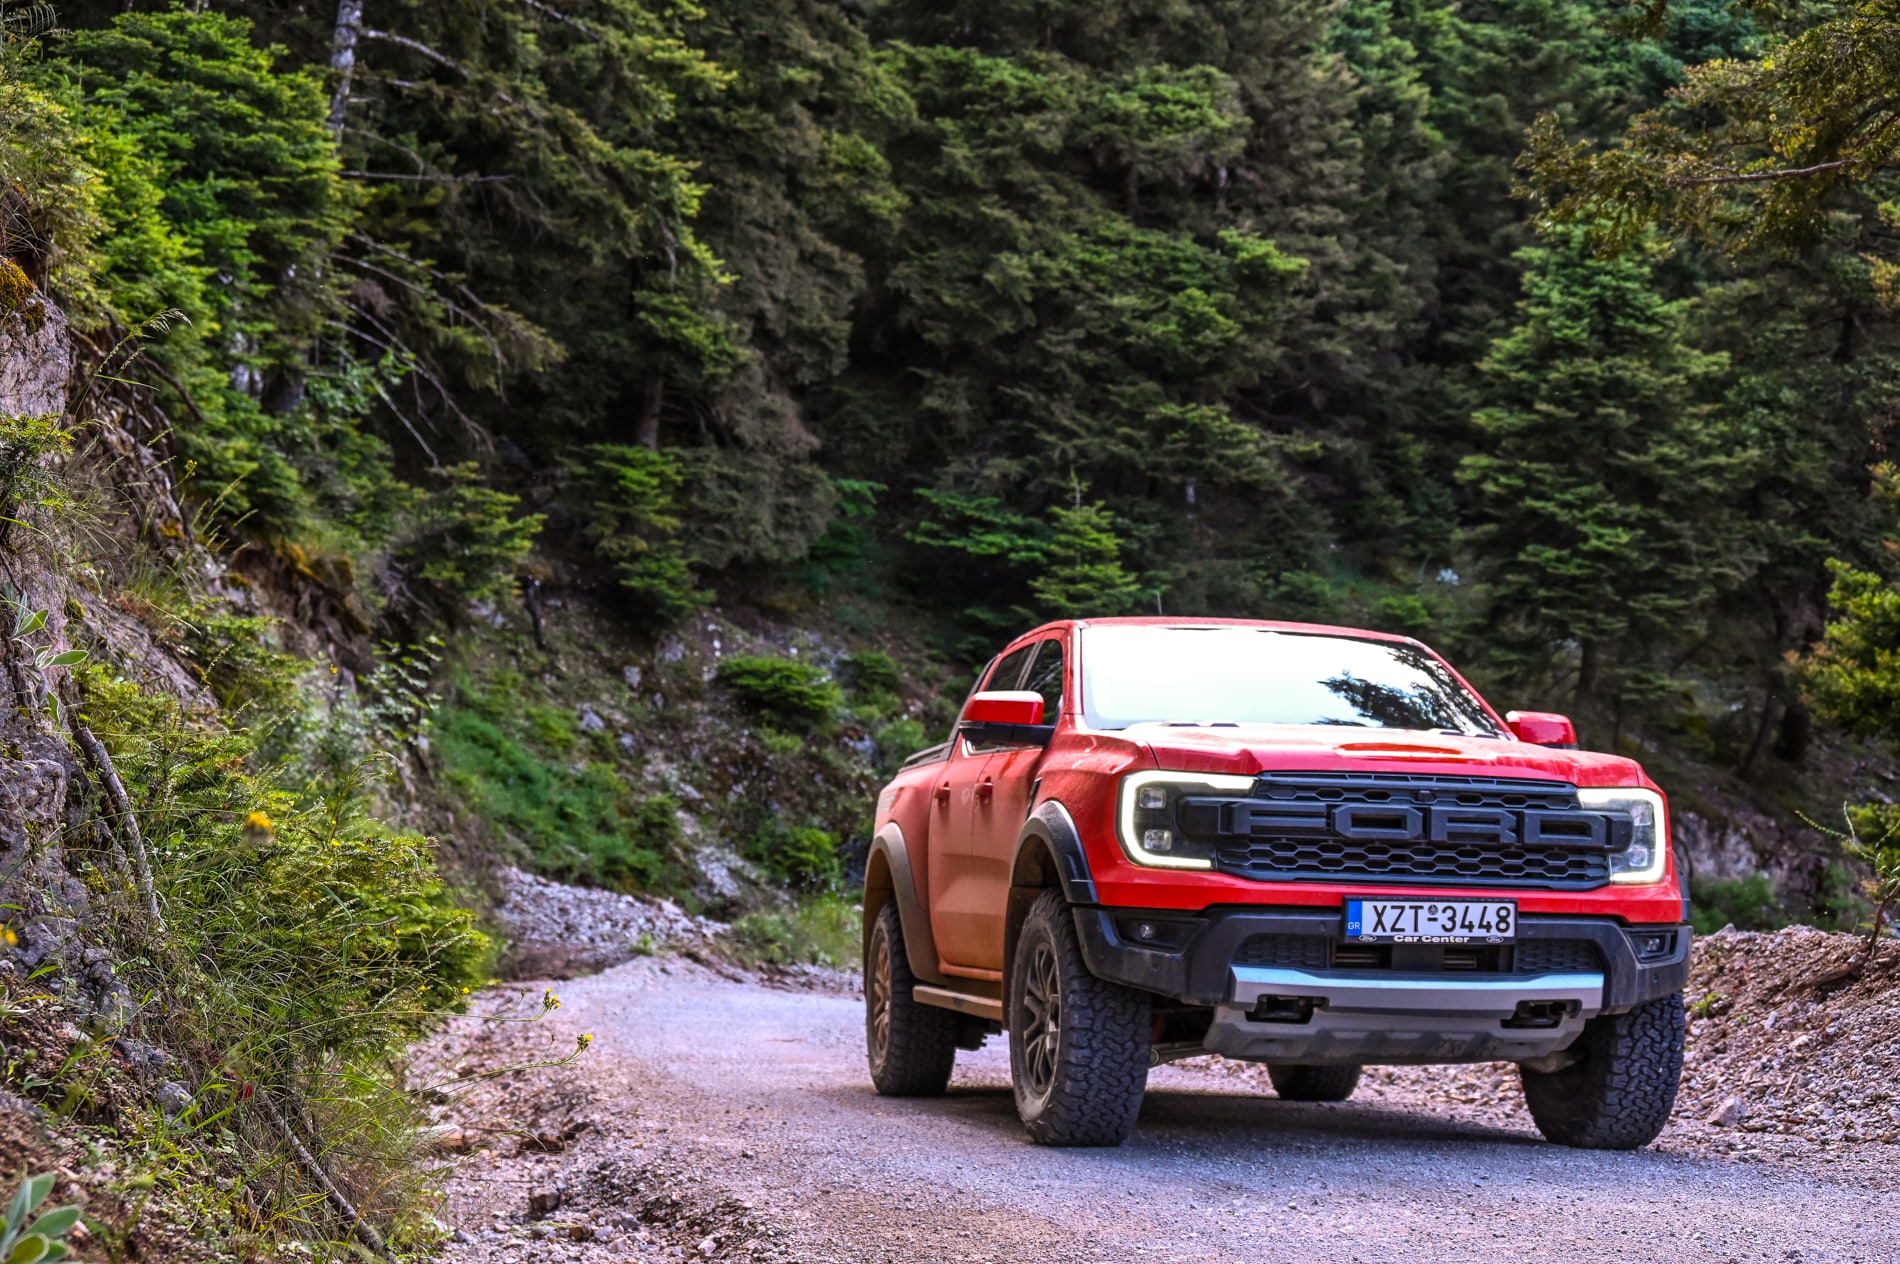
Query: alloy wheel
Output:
[[1020, 939, 1062, 1097], [868, 931, 892, 1065]]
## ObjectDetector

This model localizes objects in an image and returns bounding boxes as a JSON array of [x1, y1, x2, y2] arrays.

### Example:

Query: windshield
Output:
[[1079, 625, 1500, 735]]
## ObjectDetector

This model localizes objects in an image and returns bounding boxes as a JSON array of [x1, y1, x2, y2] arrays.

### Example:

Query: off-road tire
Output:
[[1520, 992, 1685, 1150], [1268, 1064, 1362, 1103], [865, 902, 959, 1096], [1008, 889, 1151, 1146]]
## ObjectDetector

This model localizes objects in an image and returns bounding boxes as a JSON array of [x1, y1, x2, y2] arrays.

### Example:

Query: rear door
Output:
[[954, 634, 1066, 972], [927, 642, 1036, 972]]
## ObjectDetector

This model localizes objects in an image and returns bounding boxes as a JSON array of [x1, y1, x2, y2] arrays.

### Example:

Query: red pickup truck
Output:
[[862, 618, 1688, 1148]]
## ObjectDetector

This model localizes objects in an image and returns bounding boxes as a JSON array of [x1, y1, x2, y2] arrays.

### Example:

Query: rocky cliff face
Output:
[[0, 289, 163, 1026]]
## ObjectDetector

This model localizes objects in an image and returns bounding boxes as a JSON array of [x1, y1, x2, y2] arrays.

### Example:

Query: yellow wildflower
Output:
[[1, 926, 16, 947]]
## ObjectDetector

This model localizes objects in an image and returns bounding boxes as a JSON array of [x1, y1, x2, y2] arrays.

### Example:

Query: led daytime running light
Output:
[[1579, 786, 1670, 885], [1117, 771, 1254, 870]]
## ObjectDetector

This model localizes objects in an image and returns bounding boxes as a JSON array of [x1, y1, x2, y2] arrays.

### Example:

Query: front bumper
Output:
[[1072, 903, 1689, 1064], [1206, 965, 1603, 1065]]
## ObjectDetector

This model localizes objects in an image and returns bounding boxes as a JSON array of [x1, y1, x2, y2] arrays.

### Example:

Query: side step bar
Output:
[[913, 985, 1005, 1022]]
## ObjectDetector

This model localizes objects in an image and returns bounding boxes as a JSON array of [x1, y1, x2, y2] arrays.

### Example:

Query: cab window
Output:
[[1019, 639, 1064, 725], [981, 643, 1037, 694]]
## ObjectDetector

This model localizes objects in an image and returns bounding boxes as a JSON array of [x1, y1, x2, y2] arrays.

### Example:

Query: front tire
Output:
[[1520, 992, 1684, 1150], [865, 903, 958, 1096], [1008, 890, 1151, 1146], [1268, 1064, 1361, 1103]]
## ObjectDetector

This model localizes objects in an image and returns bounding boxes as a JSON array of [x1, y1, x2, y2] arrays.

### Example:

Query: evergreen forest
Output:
[[11, 0, 1900, 927]]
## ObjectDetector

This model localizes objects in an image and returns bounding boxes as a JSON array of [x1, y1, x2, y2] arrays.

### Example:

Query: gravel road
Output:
[[424, 957, 1892, 1264]]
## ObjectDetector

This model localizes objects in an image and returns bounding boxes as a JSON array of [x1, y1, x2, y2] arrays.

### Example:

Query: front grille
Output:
[[1513, 939, 1603, 974], [1233, 934, 1330, 969], [1190, 772, 1618, 890], [1231, 935, 1604, 975]]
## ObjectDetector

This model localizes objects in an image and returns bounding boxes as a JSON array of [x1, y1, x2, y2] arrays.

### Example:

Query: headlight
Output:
[[1579, 787, 1669, 884], [1117, 771, 1255, 870]]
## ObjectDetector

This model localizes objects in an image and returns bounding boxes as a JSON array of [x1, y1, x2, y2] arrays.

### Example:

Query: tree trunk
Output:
[[636, 375, 664, 450], [1738, 689, 1779, 778], [1574, 638, 1599, 713], [328, 0, 366, 141]]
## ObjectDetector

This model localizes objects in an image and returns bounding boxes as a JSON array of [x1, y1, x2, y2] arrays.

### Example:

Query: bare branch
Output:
[[514, 0, 599, 38], [361, 28, 470, 78], [1666, 158, 1856, 187], [341, 170, 515, 184]]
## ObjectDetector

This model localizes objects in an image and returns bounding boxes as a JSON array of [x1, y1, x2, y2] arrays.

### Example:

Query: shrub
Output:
[[874, 717, 930, 775], [1689, 872, 1785, 935], [842, 649, 902, 696], [717, 654, 841, 729], [722, 896, 859, 968], [72, 665, 488, 1244], [746, 819, 843, 890]]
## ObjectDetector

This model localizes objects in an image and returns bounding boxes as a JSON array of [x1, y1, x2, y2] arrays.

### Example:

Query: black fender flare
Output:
[[862, 823, 944, 985], [1011, 799, 1098, 904], [1002, 800, 1098, 991]]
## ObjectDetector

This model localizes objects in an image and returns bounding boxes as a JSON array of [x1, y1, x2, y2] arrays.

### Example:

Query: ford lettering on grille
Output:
[[1176, 772, 1630, 890]]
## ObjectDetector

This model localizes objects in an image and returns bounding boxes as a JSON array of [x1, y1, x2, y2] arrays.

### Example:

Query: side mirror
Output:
[[959, 691, 1054, 747], [1506, 710, 1578, 749]]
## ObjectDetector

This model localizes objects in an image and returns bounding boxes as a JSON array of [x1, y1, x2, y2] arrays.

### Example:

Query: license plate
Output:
[[1345, 899, 1516, 944]]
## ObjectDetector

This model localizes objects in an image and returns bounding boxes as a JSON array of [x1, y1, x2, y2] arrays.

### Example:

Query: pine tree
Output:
[[1458, 228, 1745, 711], [1031, 503, 1145, 617]]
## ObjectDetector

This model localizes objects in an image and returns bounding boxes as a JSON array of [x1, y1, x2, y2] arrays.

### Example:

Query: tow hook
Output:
[[1248, 994, 1320, 1025], [1503, 999, 1577, 1029]]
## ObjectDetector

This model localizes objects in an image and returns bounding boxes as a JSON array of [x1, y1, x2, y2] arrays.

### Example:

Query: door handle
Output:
[[934, 782, 951, 806], [975, 777, 994, 803]]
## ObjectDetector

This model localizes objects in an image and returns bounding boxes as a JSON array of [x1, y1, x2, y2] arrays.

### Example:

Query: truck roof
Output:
[[1015, 616, 1422, 646]]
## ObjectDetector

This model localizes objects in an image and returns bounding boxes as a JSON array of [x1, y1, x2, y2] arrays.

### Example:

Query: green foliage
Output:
[[271, 639, 442, 811], [677, 448, 838, 572], [1459, 228, 1746, 708], [721, 895, 860, 968], [70, 662, 486, 1243], [576, 445, 705, 620], [0, 414, 70, 543], [873, 717, 930, 776], [1031, 502, 1145, 617], [0, 72, 103, 304], [716, 654, 842, 729], [744, 819, 843, 890], [1524, 0, 1894, 257], [0, 1173, 81, 1264], [1842, 804, 1900, 942], [387, 464, 541, 619], [1800, 522, 1900, 944], [1800, 551, 1900, 744], [1689, 872, 1784, 936], [432, 676, 681, 890], [842, 649, 902, 697], [5, 594, 86, 723], [40, 7, 353, 531]]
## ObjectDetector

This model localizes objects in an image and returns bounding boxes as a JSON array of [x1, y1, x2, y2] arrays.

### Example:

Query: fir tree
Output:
[[1458, 228, 1745, 710], [1031, 503, 1144, 617]]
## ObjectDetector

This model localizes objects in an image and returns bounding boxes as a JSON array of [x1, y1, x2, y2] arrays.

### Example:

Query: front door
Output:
[[951, 636, 1066, 973], [927, 641, 1037, 972]]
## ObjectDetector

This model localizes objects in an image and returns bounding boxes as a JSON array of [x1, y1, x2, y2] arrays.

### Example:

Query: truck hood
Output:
[[1127, 724, 1652, 788]]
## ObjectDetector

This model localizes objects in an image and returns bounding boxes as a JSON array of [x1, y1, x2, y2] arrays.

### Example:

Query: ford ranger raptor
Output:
[[861, 618, 1689, 1148]]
